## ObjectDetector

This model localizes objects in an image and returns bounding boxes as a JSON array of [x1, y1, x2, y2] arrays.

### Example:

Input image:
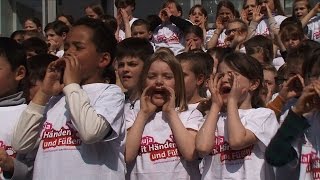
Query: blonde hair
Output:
[[140, 49, 188, 112]]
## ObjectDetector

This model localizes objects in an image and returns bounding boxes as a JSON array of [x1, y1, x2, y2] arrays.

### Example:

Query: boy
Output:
[[0, 37, 32, 179], [131, 19, 152, 40]]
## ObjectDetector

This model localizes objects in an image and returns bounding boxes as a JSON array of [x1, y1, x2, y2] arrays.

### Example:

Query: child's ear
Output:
[[99, 52, 111, 68], [61, 32, 67, 41], [196, 74, 205, 86], [14, 65, 27, 81], [249, 79, 260, 91], [148, 31, 152, 40]]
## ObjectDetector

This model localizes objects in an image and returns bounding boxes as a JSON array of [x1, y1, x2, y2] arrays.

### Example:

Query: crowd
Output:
[[0, 0, 320, 179]]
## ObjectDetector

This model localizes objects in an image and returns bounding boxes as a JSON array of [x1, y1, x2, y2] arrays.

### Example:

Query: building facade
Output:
[[0, 0, 317, 37]]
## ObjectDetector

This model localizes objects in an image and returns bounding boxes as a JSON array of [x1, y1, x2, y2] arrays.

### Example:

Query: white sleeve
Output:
[[244, 108, 279, 147], [12, 102, 44, 153], [63, 83, 124, 144], [181, 109, 204, 131], [124, 107, 136, 130]]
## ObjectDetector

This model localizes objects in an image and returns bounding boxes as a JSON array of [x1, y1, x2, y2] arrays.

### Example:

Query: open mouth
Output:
[[122, 75, 132, 81], [248, 12, 253, 16], [220, 86, 232, 95]]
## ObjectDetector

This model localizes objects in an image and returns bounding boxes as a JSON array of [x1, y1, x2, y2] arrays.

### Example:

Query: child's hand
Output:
[[0, 148, 14, 173], [140, 86, 157, 117], [252, 6, 263, 23], [215, 17, 224, 32], [208, 74, 223, 109], [228, 73, 248, 103], [120, 8, 129, 23], [196, 98, 212, 115], [292, 81, 319, 115], [47, 40, 59, 52], [62, 53, 81, 86], [279, 75, 304, 101], [159, 8, 170, 22], [240, 9, 249, 25], [162, 85, 176, 114], [40, 60, 65, 97], [310, 3, 320, 16]]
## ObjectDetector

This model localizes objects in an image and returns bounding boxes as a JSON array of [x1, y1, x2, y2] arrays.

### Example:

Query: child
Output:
[[196, 52, 279, 180], [177, 51, 213, 108], [0, 37, 32, 179], [188, 4, 208, 40], [26, 54, 58, 102], [184, 25, 205, 51], [265, 47, 320, 180], [10, 30, 25, 44], [131, 19, 152, 40], [262, 63, 278, 104], [12, 18, 126, 179], [115, 0, 137, 41], [44, 20, 69, 57], [300, 2, 320, 43], [116, 37, 154, 111], [125, 50, 203, 179], [56, 14, 74, 28], [244, 35, 274, 65], [22, 37, 48, 59], [24, 17, 42, 32], [84, 3, 104, 19]]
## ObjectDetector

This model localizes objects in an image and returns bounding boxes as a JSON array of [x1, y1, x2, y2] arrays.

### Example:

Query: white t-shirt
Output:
[[119, 17, 138, 42], [307, 16, 320, 43], [297, 111, 320, 180], [33, 84, 125, 180], [125, 108, 204, 180], [0, 104, 27, 179], [254, 15, 287, 37], [206, 29, 227, 47], [152, 22, 185, 55], [201, 108, 279, 180]]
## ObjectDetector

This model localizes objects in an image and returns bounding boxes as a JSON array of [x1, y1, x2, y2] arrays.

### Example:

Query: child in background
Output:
[[0, 37, 32, 179], [131, 19, 152, 40], [115, 0, 137, 41], [12, 18, 126, 180], [244, 35, 274, 65], [44, 20, 69, 57], [10, 30, 25, 44], [125, 50, 203, 180], [207, 47, 233, 75], [84, 3, 104, 19], [56, 14, 74, 28], [188, 4, 208, 40], [177, 51, 213, 108], [262, 63, 278, 104], [184, 25, 205, 52], [152, 0, 192, 55], [26, 54, 58, 102], [300, 2, 320, 43], [116, 37, 154, 111], [22, 37, 48, 59], [196, 52, 279, 180], [24, 17, 42, 32]]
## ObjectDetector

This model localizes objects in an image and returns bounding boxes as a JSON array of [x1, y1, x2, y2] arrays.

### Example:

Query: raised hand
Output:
[[252, 5, 263, 23], [208, 74, 223, 109], [292, 81, 319, 115], [278, 75, 304, 101], [62, 53, 81, 86], [240, 9, 249, 25], [215, 16, 225, 32], [228, 72, 248, 103], [120, 8, 130, 23], [140, 85, 157, 117], [162, 85, 176, 114]]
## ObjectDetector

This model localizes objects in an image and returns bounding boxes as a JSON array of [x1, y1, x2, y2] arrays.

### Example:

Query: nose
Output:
[[155, 76, 164, 86]]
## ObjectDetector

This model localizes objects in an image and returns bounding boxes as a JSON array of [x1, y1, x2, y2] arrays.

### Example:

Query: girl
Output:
[[265, 48, 320, 180], [84, 3, 104, 19], [188, 4, 208, 41], [24, 17, 42, 32], [244, 35, 274, 65], [56, 14, 74, 28], [206, 0, 236, 49], [125, 50, 203, 179], [300, 2, 320, 43], [196, 52, 279, 180], [12, 18, 126, 180], [184, 25, 205, 52]]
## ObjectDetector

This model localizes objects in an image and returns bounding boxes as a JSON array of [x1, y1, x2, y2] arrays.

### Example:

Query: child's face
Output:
[[185, 33, 203, 50], [217, 61, 252, 105], [117, 56, 144, 91], [263, 69, 276, 94], [85, 7, 99, 19], [294, 1, 309, 20], [145, 60, 175, 107], [165, 3, 181, 17], [218, 6, 234, 24], [181, 61, 202, 103], [244, 0, 257, 21], [46, 29, 65, 49], [189, 7, 207, 26], [13, 34, 24, 44], [282, 37, 301, 50], [24, 20, 38, 31], [65, 25, 106, 84], [131, 25, 151, 39], [0, 56, 21, 98]]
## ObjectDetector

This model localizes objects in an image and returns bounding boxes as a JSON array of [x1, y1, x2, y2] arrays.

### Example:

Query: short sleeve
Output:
[[124, 104, 137, 130], [181, 108, 204, 131], [244, 108, 279, 147]]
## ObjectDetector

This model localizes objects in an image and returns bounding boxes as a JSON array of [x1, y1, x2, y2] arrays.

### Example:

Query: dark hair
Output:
[[244, 35, 274, 64], [189, 4, 208, 17], [292, 0, 311, 17], [0, 37, 27, 71], [10, 30, 25, 40], [221, 52, 264, 108], [115, 0, 136, 9], [146, 14, 162, 32], [22, 37, 48, 56], [116, 37, 154, 62], [184, 25, 204, 42], [272, 0, 285, 16], [25, 17, 42, 29], [85, 3, 104, 18], [216, 0, 236, 20], [44, 20, 69, 36], [104, 66, 116, 84], [56, 14, 74, 25], [302, 48, 320, 81], [27, 54, 58, 83], [162, 0, 183, 16], [101, 14, 118, 34], [243, 0, 258, 8], [207, 47, 233, 64], [132, 19, 151, 32], [280, 23, 304, 45], [24, 30, 46, 41]]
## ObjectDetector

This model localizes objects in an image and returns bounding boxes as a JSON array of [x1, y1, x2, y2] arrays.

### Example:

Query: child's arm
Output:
[[206, 17, 224, 49], [196, 75, 222, 157], [246, 6, 263, 39], [265, 81, 318, 166], [12, 60, 65, 153], [301, 3, 320, 28], [125, 86, 157, 163], [162, 86, 198, 161], [120, 8, 132, 39], [227, 74, 258, 150]]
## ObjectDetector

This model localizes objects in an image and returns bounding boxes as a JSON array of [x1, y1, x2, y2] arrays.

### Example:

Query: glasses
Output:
[[225, 28, 242, 35]]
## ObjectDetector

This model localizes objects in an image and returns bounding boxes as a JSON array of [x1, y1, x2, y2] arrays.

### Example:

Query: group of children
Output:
[[1, 0, 320, 180]]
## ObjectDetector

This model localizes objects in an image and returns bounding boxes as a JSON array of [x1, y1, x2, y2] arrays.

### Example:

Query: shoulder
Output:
[[241, 108, 276, 121]]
